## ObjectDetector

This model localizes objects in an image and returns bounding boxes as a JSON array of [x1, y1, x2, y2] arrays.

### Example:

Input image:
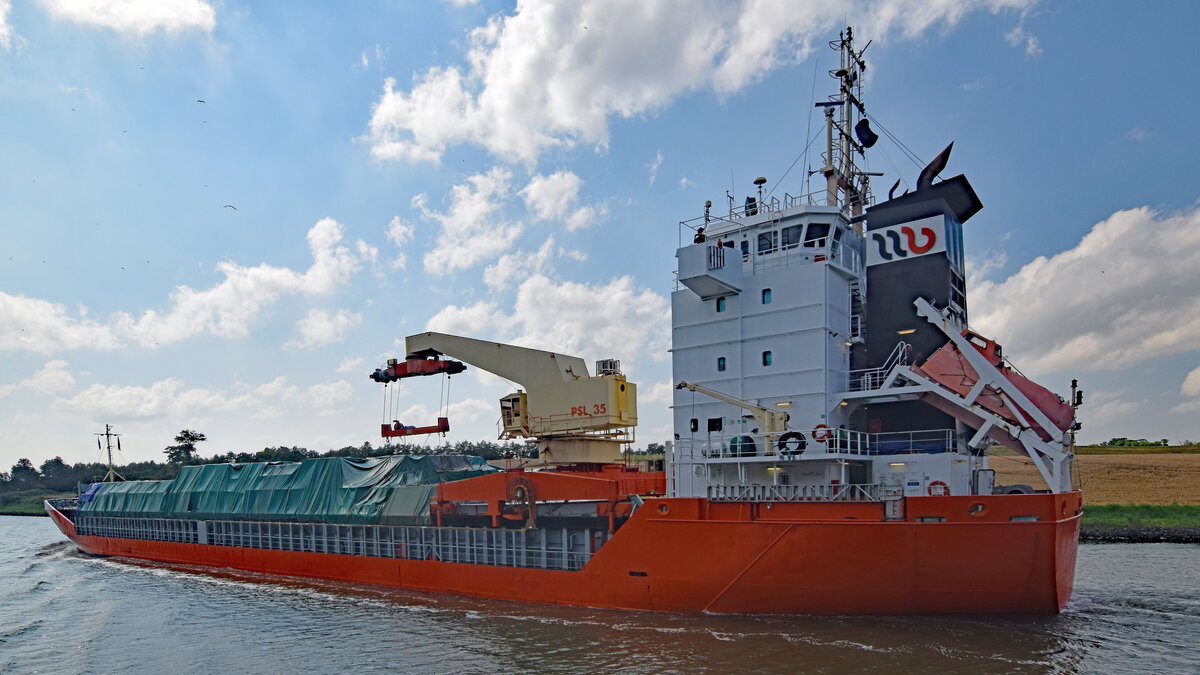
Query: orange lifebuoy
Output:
[[812, 424, 831, 443], [927, 480, 950, 496]]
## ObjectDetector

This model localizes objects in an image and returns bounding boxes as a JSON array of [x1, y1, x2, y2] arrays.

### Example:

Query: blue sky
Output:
[[2, 0, 1199, 470]]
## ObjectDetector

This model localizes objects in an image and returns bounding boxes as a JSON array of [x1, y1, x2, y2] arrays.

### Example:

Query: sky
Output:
[[2, 0, 1199, 470]]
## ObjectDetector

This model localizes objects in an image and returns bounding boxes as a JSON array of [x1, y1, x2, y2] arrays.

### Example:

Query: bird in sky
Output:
[[224, 204, 237, 210], [197, 99, 205, 103]]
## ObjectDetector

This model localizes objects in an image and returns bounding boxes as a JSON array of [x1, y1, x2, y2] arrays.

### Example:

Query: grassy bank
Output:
[[1076, 444, 1200, 455], [0, 489, 71, 516], [1083, 504, 1200, 527]]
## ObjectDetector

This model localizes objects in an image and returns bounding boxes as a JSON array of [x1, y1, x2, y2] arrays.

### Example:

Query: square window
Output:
[[716, 297, 726, 313], [762, 350, 773, 366], [757, 231, 777, 254], [717, 357, 726, 372], [804, 222, 831, 247], [781, 225, 802, 249], [762, 288, 772, 304]]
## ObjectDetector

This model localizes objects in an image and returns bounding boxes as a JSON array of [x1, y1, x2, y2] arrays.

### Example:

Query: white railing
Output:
[[848, 341, 910, 391], [675, 426, 954, 460], [869, 429, 955, 455], [706, 482, 891, 503]]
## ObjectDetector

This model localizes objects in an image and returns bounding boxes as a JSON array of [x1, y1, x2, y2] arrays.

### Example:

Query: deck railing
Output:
[[72, 515, 603, 572], [706, 482, 896, 503], [675, 426, 956, 460]]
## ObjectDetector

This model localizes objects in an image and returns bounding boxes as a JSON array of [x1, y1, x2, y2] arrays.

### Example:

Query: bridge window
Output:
[[781, 225, 803, 249], [717, 357, 726, 372], [757, 230, 778, 254], [716, 297, 726, 313], [762, 288, 772, 304], [804, 222, 831, 247], [762, 350, 773, 366]]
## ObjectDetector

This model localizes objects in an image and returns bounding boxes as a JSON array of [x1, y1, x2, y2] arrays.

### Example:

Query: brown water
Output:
[[3, 516, 1197, 673]]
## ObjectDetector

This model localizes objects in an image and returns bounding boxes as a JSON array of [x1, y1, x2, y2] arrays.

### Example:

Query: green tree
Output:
[[10, 458, 40, 487], [165, 429, 207, 464]]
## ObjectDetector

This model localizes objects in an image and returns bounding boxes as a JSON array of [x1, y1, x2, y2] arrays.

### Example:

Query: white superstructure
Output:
[[666, 28, 1077, 503]]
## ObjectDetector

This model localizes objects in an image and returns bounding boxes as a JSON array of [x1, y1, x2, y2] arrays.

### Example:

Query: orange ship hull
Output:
[[48, 491, 1081, 614]]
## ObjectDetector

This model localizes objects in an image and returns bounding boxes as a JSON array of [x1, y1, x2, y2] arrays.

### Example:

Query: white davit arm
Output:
[[675, 381, 789, 436]]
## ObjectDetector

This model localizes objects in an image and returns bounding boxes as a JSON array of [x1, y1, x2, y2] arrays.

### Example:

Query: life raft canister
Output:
[[927, 480, 950, 496]]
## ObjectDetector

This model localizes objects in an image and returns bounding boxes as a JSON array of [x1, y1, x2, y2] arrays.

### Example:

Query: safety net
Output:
[[77, 454, 496, 525]]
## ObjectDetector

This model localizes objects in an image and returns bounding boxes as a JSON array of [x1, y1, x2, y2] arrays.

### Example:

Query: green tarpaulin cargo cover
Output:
[[78, 455, 496, 525]]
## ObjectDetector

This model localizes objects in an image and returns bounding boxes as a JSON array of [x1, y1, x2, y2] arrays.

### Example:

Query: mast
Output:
[[818, 27, 879, 226], [95, 423, 125, 482]]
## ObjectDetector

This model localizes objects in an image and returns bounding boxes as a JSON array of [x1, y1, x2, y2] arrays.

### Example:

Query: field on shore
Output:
[[990, 448, 1200, 505]]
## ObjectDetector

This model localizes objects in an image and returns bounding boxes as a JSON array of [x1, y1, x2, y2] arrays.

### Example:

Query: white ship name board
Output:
[[865, 215, 946, 266]]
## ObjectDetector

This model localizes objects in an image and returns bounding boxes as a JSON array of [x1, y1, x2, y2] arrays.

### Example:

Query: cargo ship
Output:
[[47, 29, 1082, 614]]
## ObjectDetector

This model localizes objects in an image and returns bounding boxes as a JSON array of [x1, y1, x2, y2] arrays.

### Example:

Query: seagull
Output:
[[197, 99, 205, 103], [224, 204, 237, 210]]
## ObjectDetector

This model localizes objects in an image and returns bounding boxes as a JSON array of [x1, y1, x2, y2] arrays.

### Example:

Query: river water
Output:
[[3, 516, 1198, 674]]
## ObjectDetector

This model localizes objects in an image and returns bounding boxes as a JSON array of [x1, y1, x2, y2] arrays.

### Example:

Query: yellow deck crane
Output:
[[376, 332, 637, 465]]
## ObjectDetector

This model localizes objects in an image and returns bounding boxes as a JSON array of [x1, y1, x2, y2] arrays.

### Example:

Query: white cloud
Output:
[[1183, 366, 1200, 398], [113, 218, 360, 347], [519, 170, 601, 231], [508, 275, 669, 363], [1004, 22, 1041, 57], [429, 274, 669, 366], [965, 248, 1008, 289], [1, 0, 16, 50], [679, 177, 692, 190], [0, 219, 362, 354], [285, 309, 362, 350], [648, 150, 663, 185], [1125, 128, 1150, 142], [484, 237, 557, 292], [640, 381, 673, 407], [398, 398, 493, 428], [336, 356, 366, 374], [417, 167, 521, 275], [385, 216, 414, 270], [356, 239, 379, 268], [970, 205, 1200, 376], [1173, 365, 1200, 414], [0, 293, 122, 353], [425, 300, 507, 337], [521, 170, 579, 220], [41, 0, 216, 35], [0, 360, 75, 397], [366, 0, 1035, 164], [54, 375, 354, 422], [1080, 390, 1142, 425]]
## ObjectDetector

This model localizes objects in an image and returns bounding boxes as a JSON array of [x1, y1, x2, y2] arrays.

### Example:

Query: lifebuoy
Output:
[[777, 431, 806, 457], [812, 424, 831, 443], [927, 480, 949, 496]]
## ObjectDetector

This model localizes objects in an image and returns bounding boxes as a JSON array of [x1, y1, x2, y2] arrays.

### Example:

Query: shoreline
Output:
[[1081, 525, 1200, 544]]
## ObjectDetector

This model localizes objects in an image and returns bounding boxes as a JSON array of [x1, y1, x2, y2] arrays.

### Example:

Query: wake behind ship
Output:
[[47, 29, 1082, 615]]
